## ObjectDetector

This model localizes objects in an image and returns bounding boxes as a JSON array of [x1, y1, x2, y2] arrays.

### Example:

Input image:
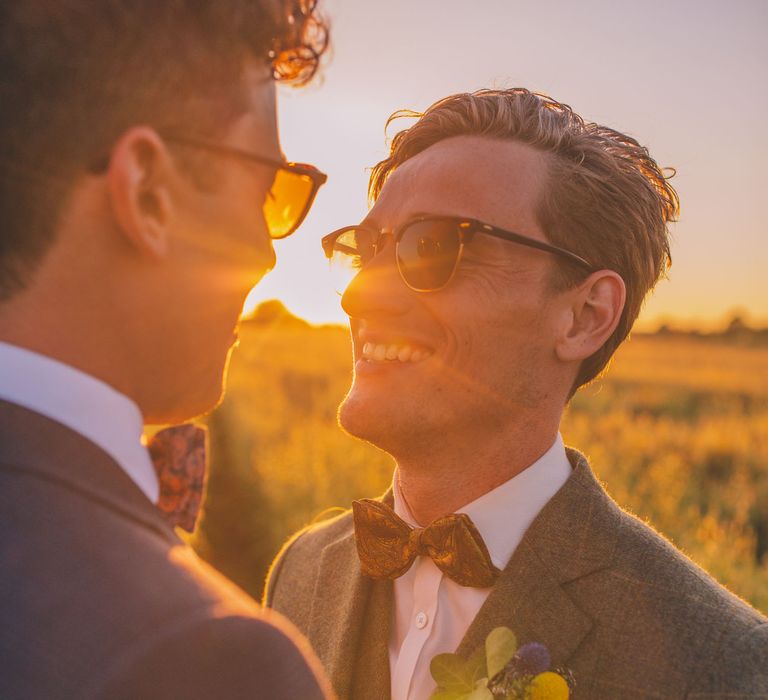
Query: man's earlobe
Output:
[[106, 127, 174, 260], [555, 271, 626, 362]]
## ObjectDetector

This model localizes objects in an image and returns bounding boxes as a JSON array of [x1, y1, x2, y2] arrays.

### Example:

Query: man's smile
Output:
[[360, 341, 434, 363]]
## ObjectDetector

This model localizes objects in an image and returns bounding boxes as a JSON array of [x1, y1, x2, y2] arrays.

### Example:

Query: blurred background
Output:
[[188, 0, 768, 613]]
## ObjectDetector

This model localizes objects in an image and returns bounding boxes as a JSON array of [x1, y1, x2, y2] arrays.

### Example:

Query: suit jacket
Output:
[[0, 399, 333, 700], [265, 448, 768, 699]]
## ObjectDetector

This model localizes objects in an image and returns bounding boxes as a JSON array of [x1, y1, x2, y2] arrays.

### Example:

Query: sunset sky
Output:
[[244, 0, 767, 330]]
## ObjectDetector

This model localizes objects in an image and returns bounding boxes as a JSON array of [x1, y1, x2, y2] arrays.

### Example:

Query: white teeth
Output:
[[360, 342, 432, 363]]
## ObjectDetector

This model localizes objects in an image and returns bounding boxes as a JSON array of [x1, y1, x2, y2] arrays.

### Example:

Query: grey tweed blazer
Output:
[[265, 448, 768, 699], [0, 400, 333, 700]]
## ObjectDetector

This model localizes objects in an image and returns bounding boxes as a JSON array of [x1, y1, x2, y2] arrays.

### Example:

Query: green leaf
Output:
[[466, 686, 494, 700], [465, 643, 487, 686], [430, 652, 476, 692], [485, 626, 518, 679]]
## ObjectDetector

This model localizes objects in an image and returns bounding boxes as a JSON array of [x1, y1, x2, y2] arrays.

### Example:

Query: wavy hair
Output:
[[270, 0, 329, 85]]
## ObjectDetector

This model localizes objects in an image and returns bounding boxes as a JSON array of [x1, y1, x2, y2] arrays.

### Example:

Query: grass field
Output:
[[191, 307, 768, 614]]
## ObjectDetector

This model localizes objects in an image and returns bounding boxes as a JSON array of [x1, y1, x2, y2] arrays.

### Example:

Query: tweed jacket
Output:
[[265, 448, 768, 699], [0, 399, 332, 700]]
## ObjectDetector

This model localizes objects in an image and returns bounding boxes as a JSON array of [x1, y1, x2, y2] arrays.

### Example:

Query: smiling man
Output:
[[265, 89, 768, 699], [0, 2, 333, 699]]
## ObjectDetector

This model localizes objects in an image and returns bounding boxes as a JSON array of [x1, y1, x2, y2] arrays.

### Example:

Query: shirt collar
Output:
[[0, 342, 159, 503], [392, 434, 573, 570]]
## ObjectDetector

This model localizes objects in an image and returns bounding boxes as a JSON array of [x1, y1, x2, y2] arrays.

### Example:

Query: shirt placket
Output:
[[390, 558, 442, 700]]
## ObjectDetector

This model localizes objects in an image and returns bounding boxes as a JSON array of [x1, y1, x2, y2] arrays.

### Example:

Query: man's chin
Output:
[[337, 390, 404, 451], [337, 393, 375, 442], [144, 389, 223, 425], [142, 367, 227, 425]]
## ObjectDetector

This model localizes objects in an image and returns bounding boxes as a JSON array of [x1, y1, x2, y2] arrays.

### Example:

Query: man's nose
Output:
[[251, 238, 276, 286], [262, 239, 277, 273], [341, 247, 409, 319], [252, 215, 277, 271], [235, 230, 276, 293]]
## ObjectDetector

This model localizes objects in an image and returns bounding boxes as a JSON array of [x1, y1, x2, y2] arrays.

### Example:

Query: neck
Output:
[[394, 418, 561, 526], [0, 284, 135, 401]]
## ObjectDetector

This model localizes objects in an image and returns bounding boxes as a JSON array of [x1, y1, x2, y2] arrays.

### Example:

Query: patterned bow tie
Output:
[[352, 498, 501, 588], [147, 424, 208, 532]]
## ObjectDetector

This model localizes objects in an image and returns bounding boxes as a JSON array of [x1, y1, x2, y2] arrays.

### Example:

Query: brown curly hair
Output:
[[270, 0, 329, 85], [0, 0, 329, 299], [369, 88, 679, 395]]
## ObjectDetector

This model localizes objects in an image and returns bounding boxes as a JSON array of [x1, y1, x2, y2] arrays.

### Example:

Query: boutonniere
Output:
[[429, 627, 573, 699]]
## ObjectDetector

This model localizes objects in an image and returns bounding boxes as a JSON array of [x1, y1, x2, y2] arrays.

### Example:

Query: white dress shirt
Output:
[[388, 434, 573, 700], [0, 341, 158, 503]]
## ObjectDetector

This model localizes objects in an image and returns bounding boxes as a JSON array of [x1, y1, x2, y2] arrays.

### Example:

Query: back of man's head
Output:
[[0, 0, 327, 300], [369, 88, 680, 394]]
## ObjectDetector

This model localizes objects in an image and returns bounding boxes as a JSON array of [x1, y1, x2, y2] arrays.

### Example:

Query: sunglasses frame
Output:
[[89, 130, 327, 239], [160, 132, 327, 239], [322, 215, 597, 292]]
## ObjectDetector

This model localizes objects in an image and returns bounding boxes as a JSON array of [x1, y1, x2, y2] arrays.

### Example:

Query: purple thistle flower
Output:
[[508, 642, 551, 676]]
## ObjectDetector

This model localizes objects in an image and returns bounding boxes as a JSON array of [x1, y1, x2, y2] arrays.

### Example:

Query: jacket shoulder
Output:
[[559, 452, 765, 632], [263, 508, 354, 623], [688, 620, 768, 695], [610, 503, 764, 626], [571, 489, 768, 695]]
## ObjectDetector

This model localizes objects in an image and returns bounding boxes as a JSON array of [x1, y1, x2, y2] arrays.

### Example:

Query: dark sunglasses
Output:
[[321, 215, 596, 292], [89, 132, 327, 240]]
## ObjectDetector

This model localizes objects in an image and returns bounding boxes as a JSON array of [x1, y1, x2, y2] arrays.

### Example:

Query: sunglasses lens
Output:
[[264, 169, 317, 239], [327, 228, 376, 292], [397, 219, 461, 291]]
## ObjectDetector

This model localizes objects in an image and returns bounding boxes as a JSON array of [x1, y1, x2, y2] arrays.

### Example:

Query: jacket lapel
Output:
[[308, 491, 399, 700], [308, 530, 374, 698], [456, 538, 592, 663], [350, 579, 393, 700], [457, 449, 618, 671]]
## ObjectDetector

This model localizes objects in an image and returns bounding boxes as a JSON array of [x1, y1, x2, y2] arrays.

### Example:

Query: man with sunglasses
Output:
[[266, 89, 768, 698], [0, 2, 332, 698]]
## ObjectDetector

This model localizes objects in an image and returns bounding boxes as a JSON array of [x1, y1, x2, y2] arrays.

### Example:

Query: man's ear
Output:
[[106, 127, 175, 260], [555, 270, 626, 362]]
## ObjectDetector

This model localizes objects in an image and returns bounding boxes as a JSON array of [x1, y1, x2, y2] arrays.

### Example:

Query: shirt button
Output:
[[415, 612, 428, 629]]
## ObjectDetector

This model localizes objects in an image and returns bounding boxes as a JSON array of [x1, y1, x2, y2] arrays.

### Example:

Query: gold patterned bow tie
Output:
[[352, 498, 501, 588], [147, 424, 208, 533]]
